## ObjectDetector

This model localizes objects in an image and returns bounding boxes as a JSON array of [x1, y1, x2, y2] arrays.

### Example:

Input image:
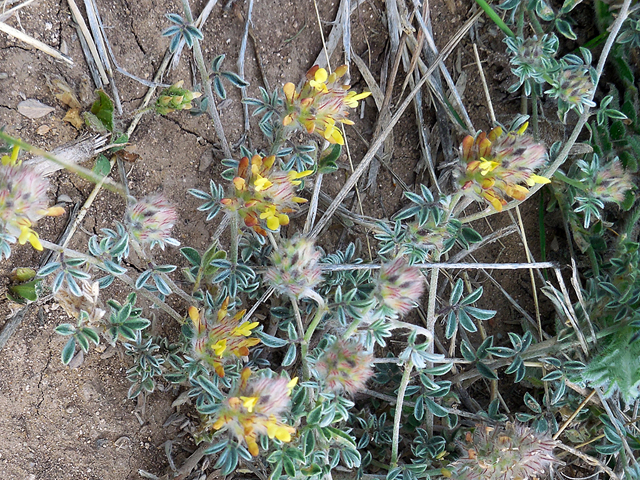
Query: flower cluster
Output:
[[457, 124, 549, 211], [155, 80, 202, 115], [125, 194, 179, 249], [505, 34, 559, 95], [221, 154, 311, 234], [546, 64, 596, 122], [282, 65, 371, 145], [209, 368, 297, 456], [188, 298, 260, 377], [264, 236, 323, 300], [585, 158, 635, 204], [375, 256, 425, 316], [0, 143, 64, 251], [314, 339, 373, 395], [448, 422, 559, 480]]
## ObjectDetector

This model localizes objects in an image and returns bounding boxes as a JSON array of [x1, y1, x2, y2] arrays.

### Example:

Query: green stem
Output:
[[531, 88, 539, 141], [528, 10, 544, 35], [391, 359, 413, 468], [473, 0, 515, 38], [180, 0, 232, 159], [553, 170, 589, 190], [229, 212, 239, 267], [301, 303, 328, 383]]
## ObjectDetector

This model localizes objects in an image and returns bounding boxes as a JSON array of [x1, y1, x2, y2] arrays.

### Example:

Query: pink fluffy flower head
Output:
[[125, 194, 179, 249], [375, 257, 425, 316], [1, 144, 64, 252], [314, 339, 373, 395], [264, 236, 323, 300], [592, 159, 635, 204], [449, 422, 559, 480]]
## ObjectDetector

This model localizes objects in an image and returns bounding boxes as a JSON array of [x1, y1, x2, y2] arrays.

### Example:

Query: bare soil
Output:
[[0, 0, 563, 478]]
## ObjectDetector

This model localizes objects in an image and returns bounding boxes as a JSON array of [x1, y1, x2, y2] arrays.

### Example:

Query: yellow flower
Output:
[[232, 321, 260, 337], [526, 174, 551, 186], [478, 159, 499, 176], [212, 339, 227, 357], [240, 395, 258, 412], [287, 377, 298, 395], [309, 67, 328, 91], [253, 174, 273, 192], [323, 119, 344, 145], [345, 90, 372, 108], [17, 219, 43, 250], [1, 143, 21, 166]]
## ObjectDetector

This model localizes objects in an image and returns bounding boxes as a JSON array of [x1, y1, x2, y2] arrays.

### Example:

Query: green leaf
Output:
[[82, 328, 100, 345], [93, 154, 111, 178], [90, 90, 114, 132], [318, 144, 341, 174], [55, 324, 76, 336], [283, 456, 296, 478], [423, 396, 449, 417], [476, 361, 499, 380], [220, 71, 249, 88], [282, 343, 297, 367], [254, 330, 288, 348], [457, 308, 477, 333], [450, 279, 464, 305], [307, 405, 323, 425], [555, 19, 577, 40], [76, 332, 90, 352], [61, 337, 76, 365], [180, 247, 202, 266], [9, 279, 40, 301]]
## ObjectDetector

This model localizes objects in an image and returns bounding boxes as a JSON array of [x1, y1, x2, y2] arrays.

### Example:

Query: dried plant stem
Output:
[[181, 0, 232, 159], [0, 0, 35, 23], [555, 442, 619, 480], [473, 42, 495, 125], [314, 261, 557, 271], [391, 359, 413, 468], [309, 10, 481, 239], [68, 0, 106, 78], [554, 390, 597, 440], [0, 20, 73, 65]]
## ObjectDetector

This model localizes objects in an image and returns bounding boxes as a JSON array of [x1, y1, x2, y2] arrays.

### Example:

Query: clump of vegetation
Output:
[[3, 0, 640, 477]]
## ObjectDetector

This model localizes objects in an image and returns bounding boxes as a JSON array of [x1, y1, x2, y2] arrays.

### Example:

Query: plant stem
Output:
[[473, 0, 515, 38], [229, 212, 239, 267], [0, 132, 127, 198], [180, 0, 232, 159], [391, 359, 413, 468]]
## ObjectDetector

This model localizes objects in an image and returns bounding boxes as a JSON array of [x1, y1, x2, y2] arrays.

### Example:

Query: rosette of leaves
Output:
[[162, 13, 203, 52], [209, 54, 249, 100], [54, 311, 101, 365], [124, 331, 165, 399], [441, 279, 496, 339], [104, 292, 151, 346]]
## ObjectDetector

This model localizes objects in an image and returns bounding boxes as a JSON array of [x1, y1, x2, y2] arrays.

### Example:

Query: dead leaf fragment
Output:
[[18, 99, 55, 119], [46, 75, 82, 109], [63, 108, 84, 130]]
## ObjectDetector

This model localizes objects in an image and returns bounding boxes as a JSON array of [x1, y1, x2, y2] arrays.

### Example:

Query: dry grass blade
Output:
[[309, 10, 482, 239], [67, 0, 107, 82], [0, 21, 73, 65], [0, 0, 34, 22]]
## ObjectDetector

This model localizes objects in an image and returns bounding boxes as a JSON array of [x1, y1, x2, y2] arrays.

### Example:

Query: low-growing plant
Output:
[[3, 0, 640, 478]]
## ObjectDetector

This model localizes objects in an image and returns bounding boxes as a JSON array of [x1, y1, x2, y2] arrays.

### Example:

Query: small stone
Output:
[[36, 125, 50, 135], [18, 99, 55, 119]]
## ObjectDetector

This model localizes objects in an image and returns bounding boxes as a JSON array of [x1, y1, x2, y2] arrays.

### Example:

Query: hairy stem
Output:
[[181, 0, 232, 159], [391, 359, 413, 467]]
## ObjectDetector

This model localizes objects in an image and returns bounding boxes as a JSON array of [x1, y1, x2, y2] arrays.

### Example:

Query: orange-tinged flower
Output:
[[222, 154, 309, 235], [282, 64, 371, 145], [207, 368, 296, 456], [189, 298, 261, 377], [457, 124, 548, 211]]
